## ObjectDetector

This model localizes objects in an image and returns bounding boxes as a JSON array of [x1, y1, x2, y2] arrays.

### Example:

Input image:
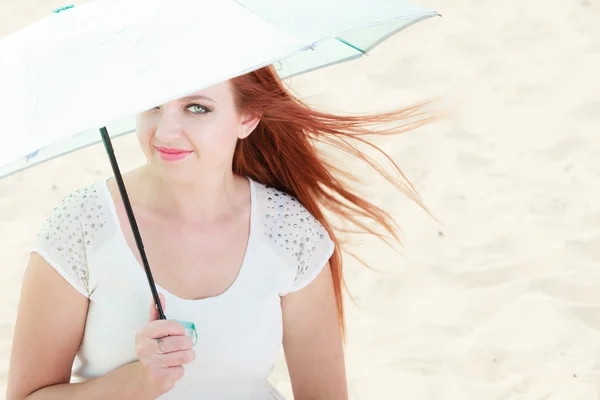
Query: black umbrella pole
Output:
[[99, 127, 166, 320]]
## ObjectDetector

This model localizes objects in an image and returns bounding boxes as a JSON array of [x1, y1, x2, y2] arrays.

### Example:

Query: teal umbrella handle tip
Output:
[[175, 320, 198, 346]]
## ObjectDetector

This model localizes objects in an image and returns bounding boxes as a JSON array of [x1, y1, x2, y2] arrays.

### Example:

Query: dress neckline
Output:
[[98, 176, 257, 304]]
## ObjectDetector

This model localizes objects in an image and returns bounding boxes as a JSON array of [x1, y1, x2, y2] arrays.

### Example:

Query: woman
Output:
[[7, 65, 430, 399]]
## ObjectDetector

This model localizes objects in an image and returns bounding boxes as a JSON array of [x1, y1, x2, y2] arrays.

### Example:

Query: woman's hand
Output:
[[135, 293, 196, 398]]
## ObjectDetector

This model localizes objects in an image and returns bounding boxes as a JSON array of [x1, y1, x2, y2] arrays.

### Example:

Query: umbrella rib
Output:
[[361, 13, 440, 54], [335, 38, 367, 55]]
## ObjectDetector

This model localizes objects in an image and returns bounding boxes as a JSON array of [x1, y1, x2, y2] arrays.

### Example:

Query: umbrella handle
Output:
[[99, 127, 166, 320], [177, 320, 198, 346]]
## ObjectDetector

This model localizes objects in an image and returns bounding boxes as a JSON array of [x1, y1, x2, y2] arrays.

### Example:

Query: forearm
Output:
[[24, 361, 152, 400]]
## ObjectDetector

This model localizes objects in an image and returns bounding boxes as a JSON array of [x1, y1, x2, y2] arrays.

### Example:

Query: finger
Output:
[[156, 335, 194, 354], [145, 319, 186, 339], [168, 365, 185, 382], [156, 349, 196, 368], [148, 293, 166, 322]]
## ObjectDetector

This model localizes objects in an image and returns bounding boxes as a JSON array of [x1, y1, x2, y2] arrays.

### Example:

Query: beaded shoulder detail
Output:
[[36, 183, 110, 294], [259, 185, 331, 281]]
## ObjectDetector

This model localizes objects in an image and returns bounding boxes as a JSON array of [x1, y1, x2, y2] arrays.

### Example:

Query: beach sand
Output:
[[1, 0, 599, 398]]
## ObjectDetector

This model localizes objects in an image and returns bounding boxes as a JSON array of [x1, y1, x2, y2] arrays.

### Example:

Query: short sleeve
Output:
[[30, 189, 91, 298], [259, 184, 335, 295], [287, 217, 335, 293]]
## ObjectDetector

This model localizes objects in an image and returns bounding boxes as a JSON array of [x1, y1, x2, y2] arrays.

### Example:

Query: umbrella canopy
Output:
[[0, 0, 438, 178], [0, 0, 439, 319]]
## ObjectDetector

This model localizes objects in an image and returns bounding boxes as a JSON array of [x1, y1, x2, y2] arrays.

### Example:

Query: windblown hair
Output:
[[231, 65, 434, 339]]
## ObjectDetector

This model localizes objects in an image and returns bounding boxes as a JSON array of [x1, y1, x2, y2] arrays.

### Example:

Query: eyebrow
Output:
[[178, 95, 217, 104]]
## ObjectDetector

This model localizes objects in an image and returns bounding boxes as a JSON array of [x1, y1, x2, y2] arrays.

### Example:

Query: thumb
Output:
[[148, 292, 166, 322]]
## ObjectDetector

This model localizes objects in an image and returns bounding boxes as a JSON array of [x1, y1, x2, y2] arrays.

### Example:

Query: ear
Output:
[[238, 113, 261, 139]]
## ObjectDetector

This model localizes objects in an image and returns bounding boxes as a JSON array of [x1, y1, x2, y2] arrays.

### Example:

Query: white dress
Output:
[[31, 176, 335, 399]]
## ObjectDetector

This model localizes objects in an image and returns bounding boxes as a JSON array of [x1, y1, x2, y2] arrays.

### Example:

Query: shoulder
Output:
[[37, 181, 112, 245], [32, 180, 116, 296], [32, 180, 117, 295], [252, 179, 335, 294]]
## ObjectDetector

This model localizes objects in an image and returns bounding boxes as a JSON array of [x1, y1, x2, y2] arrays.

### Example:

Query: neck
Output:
[[137, 165, 247, 223]]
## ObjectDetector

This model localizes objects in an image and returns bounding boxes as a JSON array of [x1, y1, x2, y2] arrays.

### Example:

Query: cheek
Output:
[[136, 130, 153, 152], [136, 113, 153, 133], [186, 117, 240, 152], [135, 118, 155, 153]]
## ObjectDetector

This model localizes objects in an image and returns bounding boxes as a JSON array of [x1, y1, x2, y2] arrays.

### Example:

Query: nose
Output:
[[154, 104, 184, 142]]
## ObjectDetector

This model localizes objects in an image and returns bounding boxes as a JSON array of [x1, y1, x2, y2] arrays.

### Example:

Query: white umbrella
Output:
[[0, 0, 439, 318]]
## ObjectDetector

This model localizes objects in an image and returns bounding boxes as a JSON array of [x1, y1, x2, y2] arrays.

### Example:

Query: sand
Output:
[[1, 0, 600, 398]]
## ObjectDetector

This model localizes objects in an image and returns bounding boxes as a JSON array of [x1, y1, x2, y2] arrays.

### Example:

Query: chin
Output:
[[158, 170, 199, 186], [149, 158, 198, 185]]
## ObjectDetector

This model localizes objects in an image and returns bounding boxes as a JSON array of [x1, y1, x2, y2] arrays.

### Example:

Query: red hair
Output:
[[231, 65, 434, 339]]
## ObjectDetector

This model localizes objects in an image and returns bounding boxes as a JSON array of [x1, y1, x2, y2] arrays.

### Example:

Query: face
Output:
[[136, 80, 259, 183]]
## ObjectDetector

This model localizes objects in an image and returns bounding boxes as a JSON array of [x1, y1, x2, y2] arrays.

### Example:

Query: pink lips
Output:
[[155, 146, 193, 161]]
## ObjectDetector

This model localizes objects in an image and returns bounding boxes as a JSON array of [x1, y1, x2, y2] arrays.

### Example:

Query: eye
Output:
[[187, 104, 210, 114]]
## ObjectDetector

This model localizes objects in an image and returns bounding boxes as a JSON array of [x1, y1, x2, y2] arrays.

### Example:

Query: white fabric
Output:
[[31, 176, 334, 399], [0, 0, 307, 172], [0, 0, 437, 178]]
